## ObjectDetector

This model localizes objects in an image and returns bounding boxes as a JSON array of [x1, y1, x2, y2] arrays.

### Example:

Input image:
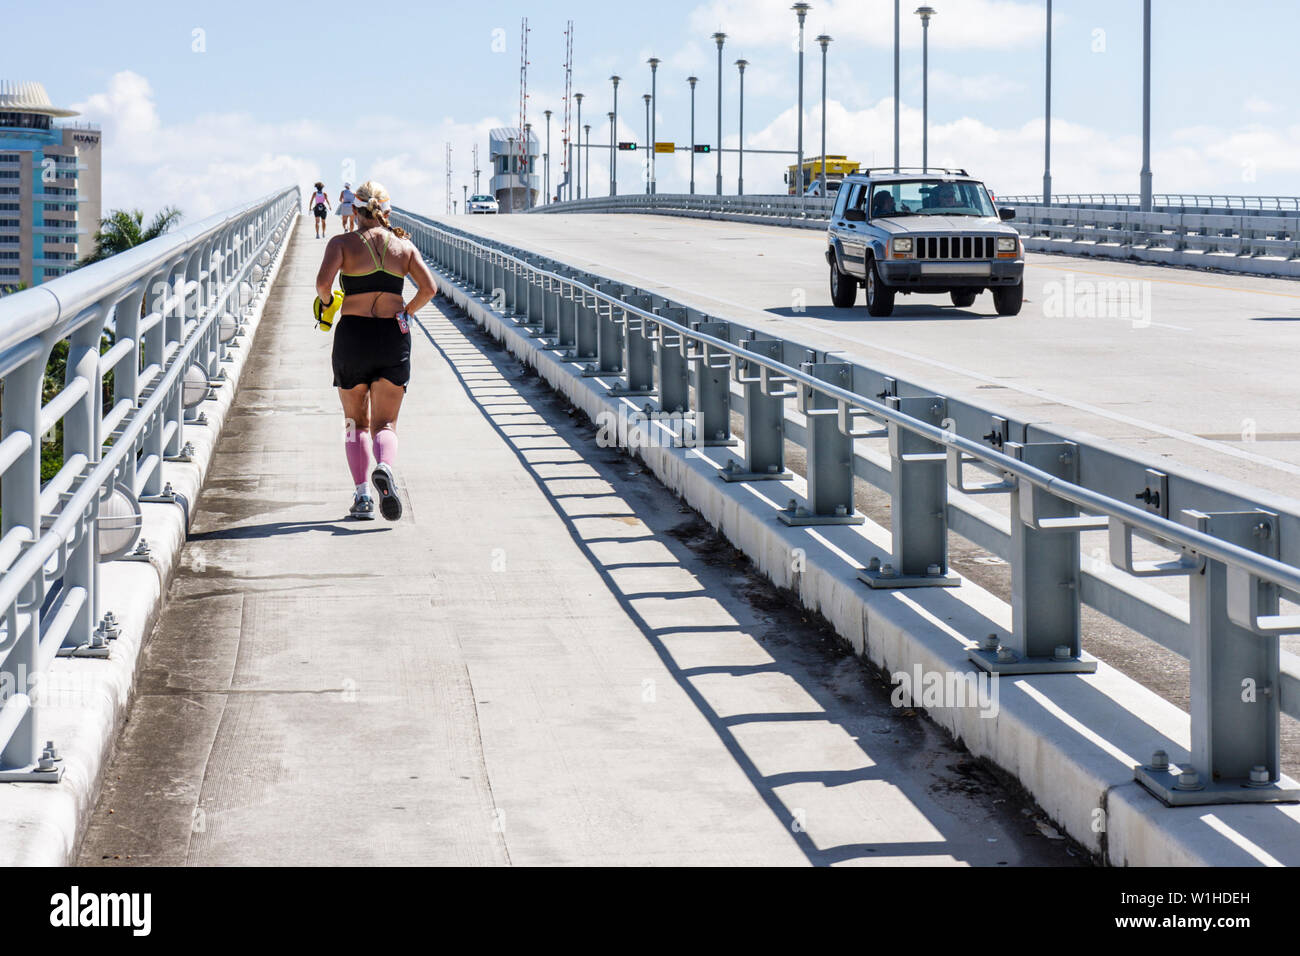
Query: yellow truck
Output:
[[785, 156, 861, 196]]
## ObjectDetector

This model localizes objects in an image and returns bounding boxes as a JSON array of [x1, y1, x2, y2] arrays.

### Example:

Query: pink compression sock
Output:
[[372, 426, 398, 466], [344, 427, 372, 484]]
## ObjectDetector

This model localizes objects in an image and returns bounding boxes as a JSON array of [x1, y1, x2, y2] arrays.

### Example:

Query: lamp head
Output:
[[915, 5, 936, 21], [712, 31, 727, 48]]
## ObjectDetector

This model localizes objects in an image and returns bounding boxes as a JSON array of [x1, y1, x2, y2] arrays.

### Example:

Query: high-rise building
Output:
[[0, 81, 102, 291]]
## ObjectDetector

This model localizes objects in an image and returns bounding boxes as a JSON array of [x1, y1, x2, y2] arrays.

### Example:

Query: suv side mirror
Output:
[[844, 208, 866, 222], [998, 207, 1016, 221]]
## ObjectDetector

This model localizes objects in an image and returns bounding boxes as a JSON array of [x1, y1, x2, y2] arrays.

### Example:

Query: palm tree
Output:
[[79, 206, 183, 265]]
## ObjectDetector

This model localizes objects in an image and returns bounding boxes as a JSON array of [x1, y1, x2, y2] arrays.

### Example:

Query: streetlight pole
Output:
[[544, 109, 552, 204], [816, 35, 831, 196], [574, 92, 584, 201], [894, 0, 900, 172], [793, 3, 810, 210], [648, 57, 660, 195], [713, 32, 726, 195], [1140, 0, 1153, 211], [735, 59, 748, 195], [915, 6, 936, 172], [610, 75, 621, 196], [584, 123, 591, 198], [1043, 0, 1052, 206], [607, 111, 615, 197], [523, 122, 533, 210], [687, 76, 698, 194], [643, 94, 652, 195]]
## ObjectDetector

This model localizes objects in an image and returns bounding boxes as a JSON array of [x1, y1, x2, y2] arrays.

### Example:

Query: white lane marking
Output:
[[456, 229, 1300, 479]]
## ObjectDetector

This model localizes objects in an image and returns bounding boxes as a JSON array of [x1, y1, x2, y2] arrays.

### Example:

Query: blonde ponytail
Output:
[[353, 181, 408, 239]]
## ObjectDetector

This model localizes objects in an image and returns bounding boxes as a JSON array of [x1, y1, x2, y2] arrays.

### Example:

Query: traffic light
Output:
[[617, 141, 637, 151], [692, 144, 711, 154]]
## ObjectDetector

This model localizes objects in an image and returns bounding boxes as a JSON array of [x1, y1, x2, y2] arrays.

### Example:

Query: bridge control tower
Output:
[[488, 126, 540, 212]]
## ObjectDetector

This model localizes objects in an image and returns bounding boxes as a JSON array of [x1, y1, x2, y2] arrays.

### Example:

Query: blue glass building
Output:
[[0, 81, 102, 291]]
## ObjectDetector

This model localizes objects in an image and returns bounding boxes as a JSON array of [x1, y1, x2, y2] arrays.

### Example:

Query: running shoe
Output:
[[370, 463, 403, 521], [349, 493, 376, 520]]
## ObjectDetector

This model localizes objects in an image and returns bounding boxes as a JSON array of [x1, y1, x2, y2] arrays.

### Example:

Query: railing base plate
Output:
[[57, 644, 111, 659], [0, 765, 63, 784], [967, 647, 1097, 675], [860, 569, 961, 589], [718, 465, 793, 483], [1134, 766, 1300, 807], [607, 386, 656, 398], [779, 510, 865, 527]]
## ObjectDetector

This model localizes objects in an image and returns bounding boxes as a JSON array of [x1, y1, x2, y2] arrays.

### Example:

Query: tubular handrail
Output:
[[0, 185, 299, 780]]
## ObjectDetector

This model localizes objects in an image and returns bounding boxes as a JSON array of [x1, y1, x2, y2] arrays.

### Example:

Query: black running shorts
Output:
[[313, 203, 328, 219], [331, 316, 411, 390]]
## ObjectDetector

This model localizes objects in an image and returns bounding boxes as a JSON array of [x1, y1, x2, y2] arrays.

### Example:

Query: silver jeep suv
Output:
[[825, 169, 1024, 317]]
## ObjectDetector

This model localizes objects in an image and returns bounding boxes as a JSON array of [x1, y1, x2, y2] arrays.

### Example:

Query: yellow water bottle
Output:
[[313, 291, 344, 331]]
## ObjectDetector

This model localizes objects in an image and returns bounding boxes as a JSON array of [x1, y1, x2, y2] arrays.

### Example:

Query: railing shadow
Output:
[[414, 303, 1081, 867]]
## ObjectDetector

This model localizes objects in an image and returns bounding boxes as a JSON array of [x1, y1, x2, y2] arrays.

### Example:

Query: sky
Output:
[[9, 0, 1300, 222]]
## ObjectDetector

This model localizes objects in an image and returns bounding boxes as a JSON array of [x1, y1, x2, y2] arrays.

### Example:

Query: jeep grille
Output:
[[914, 236, 996, 260]]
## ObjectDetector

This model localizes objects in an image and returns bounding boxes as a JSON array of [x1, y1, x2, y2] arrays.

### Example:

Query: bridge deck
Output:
[[77, 224, 1079, 866]]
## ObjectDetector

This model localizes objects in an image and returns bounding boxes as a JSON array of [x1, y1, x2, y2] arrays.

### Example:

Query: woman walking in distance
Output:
[[315, 181, 437, 520], [338, 181, 356, 233], [308, 181, 330, 238]]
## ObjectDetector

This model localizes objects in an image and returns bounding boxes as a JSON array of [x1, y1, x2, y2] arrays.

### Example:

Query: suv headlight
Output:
[[996, 237, 1018, 253], [891, 237, 913, 256]]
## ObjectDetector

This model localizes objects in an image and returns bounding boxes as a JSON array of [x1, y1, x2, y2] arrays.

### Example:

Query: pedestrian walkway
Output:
[[76, 224, 1081, 866]]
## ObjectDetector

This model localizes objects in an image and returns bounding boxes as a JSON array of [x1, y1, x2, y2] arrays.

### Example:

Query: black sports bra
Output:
[[340, 231, 405, 296]]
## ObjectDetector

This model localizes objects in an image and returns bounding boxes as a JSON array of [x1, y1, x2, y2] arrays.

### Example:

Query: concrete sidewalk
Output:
[[77, 225, 1081, 866]]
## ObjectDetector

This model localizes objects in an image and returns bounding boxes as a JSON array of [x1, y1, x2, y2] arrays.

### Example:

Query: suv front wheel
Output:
[[830, 256, 857, 308], [864, 256, 895, 317], [992, 281, 1023, 316]]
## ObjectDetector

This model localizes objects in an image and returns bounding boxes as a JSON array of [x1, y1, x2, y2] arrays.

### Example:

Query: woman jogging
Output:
[[314, 181, 437, 521], [308, 181, 330, 238], [338, 182, 356, 233]]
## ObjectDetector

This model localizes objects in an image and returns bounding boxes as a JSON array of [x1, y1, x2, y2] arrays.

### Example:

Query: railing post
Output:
[[861, 394, 957, 583], [492, 253, 507, 310], [1134, 509, 1300, 805], [61, 304, 109, 651], [780, 362, 862, 526], [581, 282, 626, 377], [719, 338, 792, 482], [653, 306, 691, 414], [970, 441, 1097, 673], [566, 282, 599, 363], [689, 320, 735, 447], [0, 356, 49, 780], [610, 293, 656, 396]]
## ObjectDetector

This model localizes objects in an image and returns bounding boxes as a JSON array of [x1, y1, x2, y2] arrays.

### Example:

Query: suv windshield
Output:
[[471, 195, 494, 202], [869, 180, 995, 218]]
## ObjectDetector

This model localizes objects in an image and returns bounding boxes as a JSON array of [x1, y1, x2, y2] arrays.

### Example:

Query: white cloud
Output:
[[926, 69, 1023, 101]]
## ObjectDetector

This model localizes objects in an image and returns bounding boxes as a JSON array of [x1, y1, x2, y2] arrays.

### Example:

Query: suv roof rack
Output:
[[858, 166, 969, 177]]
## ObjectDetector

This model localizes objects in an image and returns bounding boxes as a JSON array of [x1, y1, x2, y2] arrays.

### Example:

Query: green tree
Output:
[[79, 206, 183, 265]]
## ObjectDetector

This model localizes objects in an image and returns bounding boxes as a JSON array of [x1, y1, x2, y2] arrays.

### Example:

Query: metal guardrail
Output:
[[531, 193, 836, 226], [398, 204, 1300, 807], [536, 193, 1300, 275], [1010, 204, 1300, 274], [1012, 204, 1300, 252], [0, 186, 299, 782], [1005, 194, 1300, 213]]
